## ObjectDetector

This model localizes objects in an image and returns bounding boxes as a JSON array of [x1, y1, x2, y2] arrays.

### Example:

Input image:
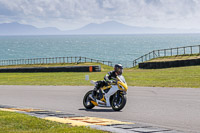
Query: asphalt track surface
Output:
[[0, 85, 200, 133]]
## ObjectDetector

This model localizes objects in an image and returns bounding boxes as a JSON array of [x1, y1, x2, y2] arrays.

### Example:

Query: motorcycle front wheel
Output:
[[83, 90, 95, 109], [111, 94, 127, 111]]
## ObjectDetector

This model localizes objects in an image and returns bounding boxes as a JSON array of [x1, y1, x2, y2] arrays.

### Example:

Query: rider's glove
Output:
[[108, 80, 117, 84]]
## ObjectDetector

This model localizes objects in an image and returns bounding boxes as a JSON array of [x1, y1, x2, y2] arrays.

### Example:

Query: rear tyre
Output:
[[83, 90, 95, 109], [111, 94, 127, 111]]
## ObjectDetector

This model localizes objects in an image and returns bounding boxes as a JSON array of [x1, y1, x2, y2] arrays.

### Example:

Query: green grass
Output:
[[125, 66, 200, 88], [148, 54, 200, 62], [0, 62, 106, 68], [0, 63, 112, 86], [0, 63, 200, 88], [0, 110, 106, 133]]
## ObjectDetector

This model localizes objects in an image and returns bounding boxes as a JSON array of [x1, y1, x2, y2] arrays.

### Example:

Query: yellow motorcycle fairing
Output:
[[117, 77, 128, 92], [91, 101, 98, 106], [101, 85, 112, 90]]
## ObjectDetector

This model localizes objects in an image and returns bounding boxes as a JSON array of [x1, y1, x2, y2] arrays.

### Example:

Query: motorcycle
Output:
[[83, 75, 128, 111]]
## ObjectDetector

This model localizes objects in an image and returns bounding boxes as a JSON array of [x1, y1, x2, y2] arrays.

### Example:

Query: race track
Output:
[[0, 85, 200, 133]]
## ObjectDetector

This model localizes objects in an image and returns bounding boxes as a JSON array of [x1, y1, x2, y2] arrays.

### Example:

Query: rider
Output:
[[90, 64, 123, 100]]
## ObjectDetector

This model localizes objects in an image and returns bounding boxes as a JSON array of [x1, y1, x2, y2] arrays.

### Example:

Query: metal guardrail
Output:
[[0, 56, 113, 67], [133, 45, 200, 67]]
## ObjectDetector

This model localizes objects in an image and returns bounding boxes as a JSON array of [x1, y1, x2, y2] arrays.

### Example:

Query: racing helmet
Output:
[[114, 64, 123, 75]]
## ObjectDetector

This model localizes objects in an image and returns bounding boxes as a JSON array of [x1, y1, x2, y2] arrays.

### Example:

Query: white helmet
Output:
[[114, 64, 123, 75]]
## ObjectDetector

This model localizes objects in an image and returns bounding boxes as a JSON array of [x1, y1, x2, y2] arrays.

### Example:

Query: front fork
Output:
[[114, 91, 122, 101]]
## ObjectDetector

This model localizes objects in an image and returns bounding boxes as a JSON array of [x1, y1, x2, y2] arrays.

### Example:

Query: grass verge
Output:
[[0, 63, 200, 88], [148, 54, 200, 62], [0, 110, 106, 133], [0, 63, 106, 68]]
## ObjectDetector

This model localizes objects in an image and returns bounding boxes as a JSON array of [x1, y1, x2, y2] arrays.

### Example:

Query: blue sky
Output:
[[0, 0, 200, 30]]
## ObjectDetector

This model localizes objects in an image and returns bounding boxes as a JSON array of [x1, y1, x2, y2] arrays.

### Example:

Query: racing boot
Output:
[[89, 81, 102, 101]]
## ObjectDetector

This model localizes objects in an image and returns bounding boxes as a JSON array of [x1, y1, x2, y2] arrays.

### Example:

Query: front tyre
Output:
[[83, 90, 95, 109], [111, 94, 127, 111]]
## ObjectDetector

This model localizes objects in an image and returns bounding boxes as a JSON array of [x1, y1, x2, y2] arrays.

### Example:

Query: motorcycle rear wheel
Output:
[[83, 90, 95, 109], [111, 94, 127, 111]]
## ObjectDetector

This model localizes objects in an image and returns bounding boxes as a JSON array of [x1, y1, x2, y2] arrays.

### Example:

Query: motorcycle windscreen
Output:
[[118, 75, 126, 84]]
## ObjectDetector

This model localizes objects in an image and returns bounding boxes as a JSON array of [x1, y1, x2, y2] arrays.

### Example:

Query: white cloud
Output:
[[0, 0, 200, 30]]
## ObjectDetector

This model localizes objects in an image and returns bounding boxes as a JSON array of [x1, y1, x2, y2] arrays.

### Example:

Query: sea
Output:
[[1, 34, 200, 67]]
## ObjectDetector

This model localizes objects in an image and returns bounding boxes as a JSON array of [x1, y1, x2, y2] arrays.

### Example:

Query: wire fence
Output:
[[0, 56, 113, 67], [133, 45, 200, 67]]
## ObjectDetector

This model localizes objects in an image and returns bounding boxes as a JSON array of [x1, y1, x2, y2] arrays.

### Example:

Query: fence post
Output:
[[145, 54, 147, 61], [199, 45, 200, 54], [177, 48, 179, 55], [149, 53, 150, 60], [63, 57, 65, 63], [184, 47, 186, 55], [190, 46, 192, 54], [171, 48, 172, 56]]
